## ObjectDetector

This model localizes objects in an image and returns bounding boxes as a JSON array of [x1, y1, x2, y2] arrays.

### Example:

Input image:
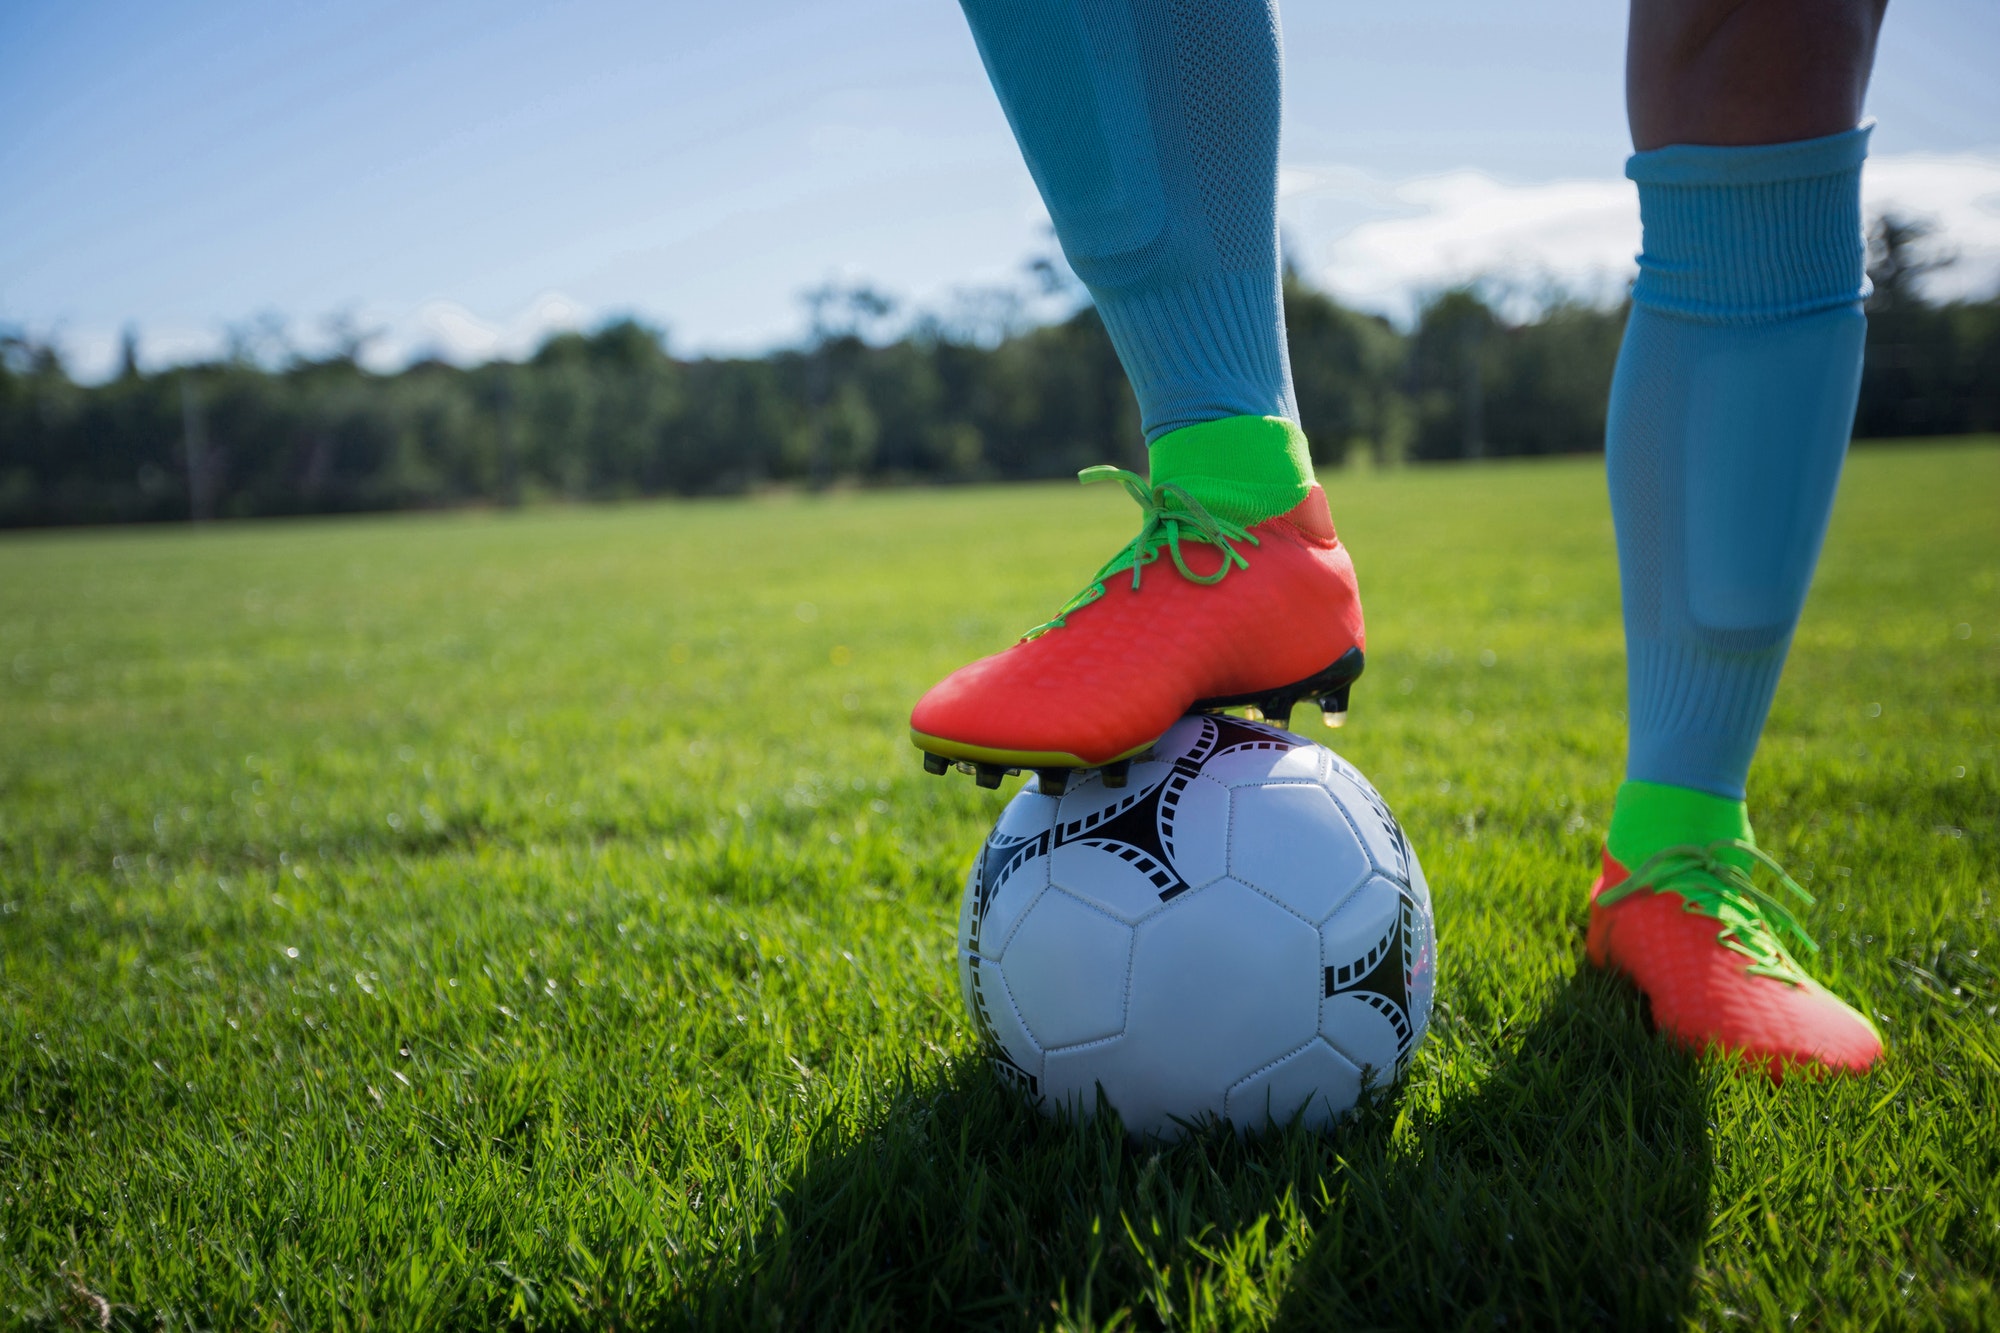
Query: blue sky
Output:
[[4, 0, 1997, 379]]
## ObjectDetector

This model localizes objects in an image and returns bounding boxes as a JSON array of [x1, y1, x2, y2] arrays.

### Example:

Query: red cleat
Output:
[[1587, 841, 1883, 1077], [910, 466, 1364, 791]]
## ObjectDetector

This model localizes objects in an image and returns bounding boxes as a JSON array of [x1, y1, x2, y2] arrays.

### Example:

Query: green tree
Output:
[[1284, 275, 1410, 466]]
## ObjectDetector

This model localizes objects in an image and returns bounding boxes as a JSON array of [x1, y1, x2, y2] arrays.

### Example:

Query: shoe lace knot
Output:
[[1598, 838, 1820, 984], [1024, 465, 1259, 640]]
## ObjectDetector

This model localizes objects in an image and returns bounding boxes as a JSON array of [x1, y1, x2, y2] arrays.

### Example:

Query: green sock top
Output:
[[1606, 779, 1754, 869], [1147, 415, 1315, 529]]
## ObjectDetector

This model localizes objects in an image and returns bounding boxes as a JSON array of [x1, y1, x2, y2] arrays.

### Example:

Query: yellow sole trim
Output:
[[907, 729, 1155, 770]]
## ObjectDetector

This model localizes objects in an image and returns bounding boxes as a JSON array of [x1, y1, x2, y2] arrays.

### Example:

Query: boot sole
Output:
[[911, 647, 1364, 795]]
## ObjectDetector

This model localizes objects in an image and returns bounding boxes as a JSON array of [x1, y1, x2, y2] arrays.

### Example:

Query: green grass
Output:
[[2, 440, 1996, 1331]]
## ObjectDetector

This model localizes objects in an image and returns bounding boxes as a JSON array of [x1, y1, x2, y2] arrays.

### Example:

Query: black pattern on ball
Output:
[[1322, 889, 1419, 1061]]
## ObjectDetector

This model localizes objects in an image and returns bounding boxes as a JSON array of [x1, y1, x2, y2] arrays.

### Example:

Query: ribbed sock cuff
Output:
[[1623, 633, 1788, 802], [1606, 779, 1754, 869], [1093, 269, 1299, 442], [1628, 123, 1871, 324], [1147, 414, 1314, 529]]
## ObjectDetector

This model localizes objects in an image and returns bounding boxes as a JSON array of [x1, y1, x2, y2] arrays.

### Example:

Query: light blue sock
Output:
[[1608, 125, 1872, 801], [958, 0, 1297, 443]]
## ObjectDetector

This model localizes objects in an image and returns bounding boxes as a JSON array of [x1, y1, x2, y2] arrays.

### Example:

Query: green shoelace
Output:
[[1023, 466, 1261, 640], [1598, 838, 1820, 984]]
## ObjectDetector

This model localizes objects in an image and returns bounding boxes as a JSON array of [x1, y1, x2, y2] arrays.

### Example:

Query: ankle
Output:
[[1147, 415, 1315, 529], [1606, 779, 1754, 868]]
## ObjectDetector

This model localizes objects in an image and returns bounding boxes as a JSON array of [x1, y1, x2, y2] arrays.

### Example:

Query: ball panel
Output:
[[1147, 713, 1305, 770], [1322, 769, 1413, 883], [960, 950, 1044, 1093], [1002, 890, 1134, 1050], [1319, 876, 1404, 983], [1227, 782, 1371, 923], [1156, 772, 1230, 890], [1048, 839, 1175, 924], [1319, 876, 1420, 1076], [1084, 880, 1321, 1138], [964, 831, 1051, 962], [995, 787, 1060, 839], [1224, 1037, 1365, 1133], [1143, 714, 1216, 766], [1053, 761, 1174, 840], [1320, 994, 1407, 1082], [1038, 1039, 1127, 1126], [1198, 737, 1324, 788], [1322, 749, 1370, 791]]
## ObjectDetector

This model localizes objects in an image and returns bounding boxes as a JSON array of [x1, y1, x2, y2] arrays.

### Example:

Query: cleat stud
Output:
[[1323, 710, 1347, 729], [974, 764, 1005, 790], [1262, 696, 1296, 725], [1241, 704, 1264, 722], [1101, 759, 1131, 790], [1321, 683, 1353, 714], [923, 752, 949, 775], [955, 761, 978, 777], [1035, 768, 1070, 797]]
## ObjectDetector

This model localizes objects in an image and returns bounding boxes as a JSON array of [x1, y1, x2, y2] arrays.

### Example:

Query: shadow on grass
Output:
[[685, 965, 1713, 1331], [1269, 966, 1713, 1331]]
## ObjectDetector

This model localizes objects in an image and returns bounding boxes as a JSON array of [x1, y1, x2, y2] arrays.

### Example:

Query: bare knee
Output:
[[1627, 0, 1887, 150]]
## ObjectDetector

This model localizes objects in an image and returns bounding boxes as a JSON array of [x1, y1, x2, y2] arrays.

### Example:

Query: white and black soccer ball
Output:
[[956, 713, 1435, 1140]]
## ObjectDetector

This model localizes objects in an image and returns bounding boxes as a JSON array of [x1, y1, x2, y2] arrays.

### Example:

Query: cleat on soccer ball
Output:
[[910, 469, 1364, 775], [1587, 841, 1883, 1077]]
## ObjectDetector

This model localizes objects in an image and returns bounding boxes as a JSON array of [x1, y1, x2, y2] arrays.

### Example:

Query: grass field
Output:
[[2, 441, 1997, 1331]]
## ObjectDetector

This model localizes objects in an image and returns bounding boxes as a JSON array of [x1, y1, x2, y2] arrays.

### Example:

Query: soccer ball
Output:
[[956, 713, 1434, 1139]]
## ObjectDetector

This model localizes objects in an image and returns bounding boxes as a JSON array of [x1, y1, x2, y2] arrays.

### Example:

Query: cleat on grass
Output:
[[1589, 841, 1883, 1077]]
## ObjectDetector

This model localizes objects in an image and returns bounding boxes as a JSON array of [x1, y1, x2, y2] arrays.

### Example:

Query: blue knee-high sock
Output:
[[958, 0, 1297, 446], [1608, 126, 1871, 803]]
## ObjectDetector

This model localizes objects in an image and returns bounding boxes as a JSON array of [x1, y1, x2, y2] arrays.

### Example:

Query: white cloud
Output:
[[36, 151, 2000, 382], [380, 291, 592, 369], [1285, 150, 2000, 324], [1287, 169, 1636, 321], [1863, 153, 2000, 302], [42, 292, 597, 384]]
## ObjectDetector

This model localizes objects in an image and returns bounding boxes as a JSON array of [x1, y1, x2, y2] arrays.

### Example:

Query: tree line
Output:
[[1, 217, 1991, 528]]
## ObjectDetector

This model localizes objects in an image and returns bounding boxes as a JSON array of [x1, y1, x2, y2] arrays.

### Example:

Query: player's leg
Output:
[[911, 0, 1364, 790], [1590, 0, 1890, 1074]]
